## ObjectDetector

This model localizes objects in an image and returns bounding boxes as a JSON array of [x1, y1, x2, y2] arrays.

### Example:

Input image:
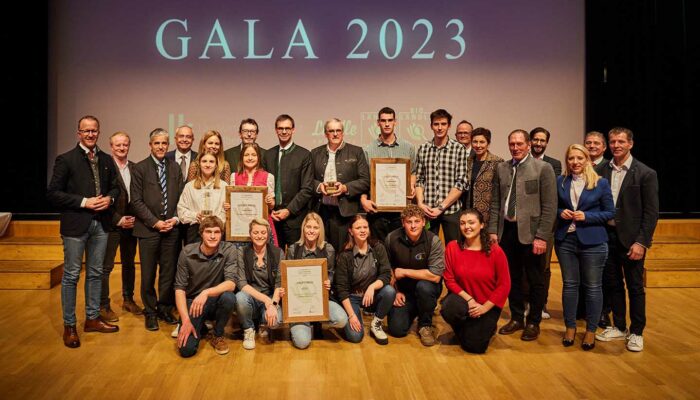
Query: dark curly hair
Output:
[[457, 208, 491, 256]]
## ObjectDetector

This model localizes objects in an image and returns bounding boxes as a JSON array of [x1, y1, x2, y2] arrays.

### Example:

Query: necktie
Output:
[[506, 164, 517, 219], [158, 161, 168, 216], [275, 148, 286, 205], [180, 155, 187, 179], [88, 149, 95, 160], [88, 149, 100, 195]]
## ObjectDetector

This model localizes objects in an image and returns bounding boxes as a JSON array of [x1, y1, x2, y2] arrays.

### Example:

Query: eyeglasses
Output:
[[241, 129, 258, 135], [78, 129, 99, 134], [276, 127, 293, 132]]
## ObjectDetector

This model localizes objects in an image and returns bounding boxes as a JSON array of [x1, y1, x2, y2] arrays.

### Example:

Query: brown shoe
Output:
[[122, 298, 144, 315], [418, 326, 437, 347], [84, 317, 120, 333], [210, 336, 230, 355], [100, 306, 119, 322], [498, 320, 525, 335], [63, 325, 80, 348], [521, 323, 540, 341]]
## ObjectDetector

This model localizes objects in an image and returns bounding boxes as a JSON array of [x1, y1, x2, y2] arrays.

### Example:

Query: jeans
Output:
[[343, 285, 396, 343], [289, 301, 348, 349], [235, 291, 283, 330], [388, 280, 442, 337], [61, 220, 108, 326], [179, 292, 237, 358], [427, 211, 460, 245], [441, 293, 501, 354], [603, 229, 646, 335], [555, 233, 608, 332], [500, 221, 546, 325], [101, 228, 137, 307]]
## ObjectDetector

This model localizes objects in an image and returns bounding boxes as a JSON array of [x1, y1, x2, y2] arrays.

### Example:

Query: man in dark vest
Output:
[[384, 204, 445, 346]]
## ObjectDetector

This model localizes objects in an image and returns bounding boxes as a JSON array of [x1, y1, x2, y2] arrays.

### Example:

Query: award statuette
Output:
[[370, 158, 410, 212]]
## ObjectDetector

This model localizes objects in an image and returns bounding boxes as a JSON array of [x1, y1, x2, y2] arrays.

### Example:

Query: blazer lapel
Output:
[[577, 182, 591, 210], [561, 176, 575, 210]]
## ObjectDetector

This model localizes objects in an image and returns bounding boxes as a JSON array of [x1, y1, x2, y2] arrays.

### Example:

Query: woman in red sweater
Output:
[[441, 208, 511, 353]]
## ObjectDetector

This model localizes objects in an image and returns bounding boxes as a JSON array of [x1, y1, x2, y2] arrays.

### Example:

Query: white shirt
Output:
[[610, 155, 633, 206], [567, 174, 586, 232], [114, 157, 131, 202], [176, 149, 192, 175], [278, 142, 294, 163], [176, 179, 228, 225], [321, 142, 344, 207], [591, 156, 605, 167]]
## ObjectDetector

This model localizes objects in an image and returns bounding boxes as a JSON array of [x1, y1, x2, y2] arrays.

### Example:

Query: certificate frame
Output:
[[281, 258, 330, 323], [370, 158, 411, 212], [225, 185, 268, 241]]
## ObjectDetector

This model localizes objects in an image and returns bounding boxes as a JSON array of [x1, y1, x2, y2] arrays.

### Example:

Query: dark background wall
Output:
[[1, 1, 697, 218]]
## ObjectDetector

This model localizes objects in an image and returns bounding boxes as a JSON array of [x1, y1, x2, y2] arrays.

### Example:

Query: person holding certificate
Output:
[[228, 143, 278, 246], [284, 212, 348, 349], [441, 209, 511, 354], [234, 218, 285, 350], [177, 153, 228, 244], [333, 215, 396, 345], [186, 130, 231, 183]]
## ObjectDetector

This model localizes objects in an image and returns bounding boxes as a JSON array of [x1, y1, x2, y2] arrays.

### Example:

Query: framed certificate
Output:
[[370, 158, 410, 212], [281, 258, 329, 323], [225, 185, 268, 241]]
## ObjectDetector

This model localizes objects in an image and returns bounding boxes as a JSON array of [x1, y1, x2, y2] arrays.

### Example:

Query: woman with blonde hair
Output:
[[177, 153, 227, 243], [284, 212, 347, 349], [555, 144, 614, 350], [187, 130, 231, 182]]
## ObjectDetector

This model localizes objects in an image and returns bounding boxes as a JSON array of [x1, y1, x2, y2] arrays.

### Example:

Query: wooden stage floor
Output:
[[0, 266, 699, 400]]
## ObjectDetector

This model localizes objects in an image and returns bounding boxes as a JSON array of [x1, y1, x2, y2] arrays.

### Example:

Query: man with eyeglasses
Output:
[[48, 115, 121, 348], [224, 118, 267, 172], [454, 120, 474, 158], [310, 118, 370, 252], [264, 114, 314, 248]]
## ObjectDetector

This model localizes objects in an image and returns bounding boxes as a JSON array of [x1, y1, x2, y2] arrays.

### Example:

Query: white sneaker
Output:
[[626, 334, 644, 352], [541, 308, 551, 320], [243, 327, 256, 350], [204, 320, 214, 331], [370, 317, 388, 345], [171, 323, 180, 338], [595, 326, 627, 342]]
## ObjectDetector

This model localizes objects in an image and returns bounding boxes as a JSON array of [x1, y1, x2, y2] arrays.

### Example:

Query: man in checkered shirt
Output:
[[415, 109, 468, 244]]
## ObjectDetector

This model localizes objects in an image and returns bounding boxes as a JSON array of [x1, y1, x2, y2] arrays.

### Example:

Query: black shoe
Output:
[[582, 341, 596, 351], [312, 322, 323, 339], [145, 315, 159, 331], [521, 323, 540, 341], [158, 311, 178, 325], [598, 313, 611, 329], [498, 320, 525, 335]]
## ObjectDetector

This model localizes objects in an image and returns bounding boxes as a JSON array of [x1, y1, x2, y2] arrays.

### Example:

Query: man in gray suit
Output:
[[489, 129, 557, 341], [131, 128, 185, 331], [310, 118, 370, 252]]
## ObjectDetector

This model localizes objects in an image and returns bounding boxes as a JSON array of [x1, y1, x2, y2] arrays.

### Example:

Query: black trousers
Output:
[[319, 204, 352, 254], [138, 229, 179, 316], [500, 221, 546, 325], [441, 293, 501, 354], [427, 211, 460, 245], [101, 227, 137, 307], [367, 212, 402, 243], [273, 212, 304, 250], [603, 229, 646, 335]]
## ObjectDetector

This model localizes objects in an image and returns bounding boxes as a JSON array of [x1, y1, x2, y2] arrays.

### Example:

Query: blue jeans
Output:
[[179, 292, 237, 358], [555, 233, 608, 332], [290, 300, 348, 349], [61, 220, 108, 325], [388, 280, 442, 337], [235, 291, 283, 330], [343, 285, 396, 343]]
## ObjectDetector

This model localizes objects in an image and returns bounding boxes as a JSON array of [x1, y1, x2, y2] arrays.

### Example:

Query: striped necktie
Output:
[[158, 160, 167, 216]]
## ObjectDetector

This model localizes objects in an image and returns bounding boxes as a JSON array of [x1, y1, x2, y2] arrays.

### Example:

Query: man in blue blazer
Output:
[[47, 115, 121, 348], [595, 127, 659, 352]]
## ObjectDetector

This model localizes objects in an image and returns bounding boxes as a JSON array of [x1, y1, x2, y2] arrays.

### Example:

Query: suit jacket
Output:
[[488, 156, 557, 244], [165, 149, 197, 179], [131, 155, 185, 238], [542, 154, 563, 176], [263, 143, 313, 225], [593, 157, 609, 176], [47, 144, 120, 236], [310, 143, 370, 217], [111, 159, 136, 227], [224, 144, 267, 173], [600, 158, 659, 248], [555, 175, 615, 245]]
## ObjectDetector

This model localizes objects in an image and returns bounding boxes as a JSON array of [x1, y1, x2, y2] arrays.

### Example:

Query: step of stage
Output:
[[0, 260, 63, 289], [644, 259, 700, 288], [0, 236, 64, 260], [646, 235, 700, 259]]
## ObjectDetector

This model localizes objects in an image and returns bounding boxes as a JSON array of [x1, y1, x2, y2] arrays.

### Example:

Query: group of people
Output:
[[47, 107, 658, 357]]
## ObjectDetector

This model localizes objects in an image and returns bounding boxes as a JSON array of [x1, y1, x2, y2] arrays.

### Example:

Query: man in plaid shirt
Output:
[[415, 109, 468, 244]]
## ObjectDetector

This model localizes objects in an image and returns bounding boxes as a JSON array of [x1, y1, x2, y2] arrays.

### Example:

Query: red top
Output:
[[444, 241, 511, 308]]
